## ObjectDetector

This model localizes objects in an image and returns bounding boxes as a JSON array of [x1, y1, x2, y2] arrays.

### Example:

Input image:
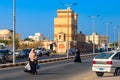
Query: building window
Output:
[[9, 36, 11, 39], [59, 43, 65, 49], [59, 35, 62, 40], [58, 33, 65, 41]]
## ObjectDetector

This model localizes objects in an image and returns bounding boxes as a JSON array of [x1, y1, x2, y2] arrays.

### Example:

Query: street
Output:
[[0, 57, 120, 80]]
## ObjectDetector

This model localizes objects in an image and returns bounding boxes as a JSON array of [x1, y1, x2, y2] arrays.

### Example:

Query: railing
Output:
[[0, 53, 98, 69]]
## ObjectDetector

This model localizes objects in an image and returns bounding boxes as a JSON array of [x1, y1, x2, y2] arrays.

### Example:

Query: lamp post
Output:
[[105, 22, 112, 51], [118, 30, 120, 48], [117, 26, 120, 48], [89, 15, 99, 54], [62, 3, 76, 58], [114, 27, 117, 50], [13, 0, 16, 64]]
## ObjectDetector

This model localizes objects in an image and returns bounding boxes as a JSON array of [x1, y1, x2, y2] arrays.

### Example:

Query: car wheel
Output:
[[96, 72, 104, 77], [39, 54, 42, 57], [1, 58, 6, 64], [47, 54, 50, 56], [21, 56, 23, 58], [1, 59, 4, 64], [114, 68, 120, 76], [18, 55, 21, 59]]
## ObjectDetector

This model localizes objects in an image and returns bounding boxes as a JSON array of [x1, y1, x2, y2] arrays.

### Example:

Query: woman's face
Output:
[[31, 48, 35, 52]]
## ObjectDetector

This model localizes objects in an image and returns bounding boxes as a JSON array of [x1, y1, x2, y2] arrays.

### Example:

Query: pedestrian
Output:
[[74, 48, 82, 63], [29, 48, 38, 75]]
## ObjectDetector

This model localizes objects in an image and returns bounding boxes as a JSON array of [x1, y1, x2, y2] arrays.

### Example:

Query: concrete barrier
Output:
[[0, 53, 98, 69]]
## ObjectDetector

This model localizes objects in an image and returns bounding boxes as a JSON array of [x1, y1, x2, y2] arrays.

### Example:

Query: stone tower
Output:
[[54, 8, 78, 53]]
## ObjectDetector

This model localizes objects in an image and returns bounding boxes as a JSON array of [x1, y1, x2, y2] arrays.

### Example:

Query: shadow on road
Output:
[[37, 72, 63, 75]]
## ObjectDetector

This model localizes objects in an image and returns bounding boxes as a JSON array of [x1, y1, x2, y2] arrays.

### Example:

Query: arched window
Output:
[[59, 43, 65, 49], [58, 33, 65, 41]]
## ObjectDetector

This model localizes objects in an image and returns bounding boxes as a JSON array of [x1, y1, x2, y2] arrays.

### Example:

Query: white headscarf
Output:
[[29, 48, 37, 61]]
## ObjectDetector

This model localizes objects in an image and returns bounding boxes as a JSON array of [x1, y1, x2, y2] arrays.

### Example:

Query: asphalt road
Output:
[[0, 54, 71, 64], [0, 56, 120, 80], [15, 54, 68, 62], [0, 57, 93, 80]]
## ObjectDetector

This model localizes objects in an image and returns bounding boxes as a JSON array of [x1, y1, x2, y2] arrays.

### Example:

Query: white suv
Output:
[[92, 50, 120, 77]]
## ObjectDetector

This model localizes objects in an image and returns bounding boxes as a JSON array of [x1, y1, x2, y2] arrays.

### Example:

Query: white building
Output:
[[29, 33, 50, 41]]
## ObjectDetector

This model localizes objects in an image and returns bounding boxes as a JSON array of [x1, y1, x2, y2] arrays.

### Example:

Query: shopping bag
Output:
[[36, 64, 41, 69], [25, 63, 31, 70]]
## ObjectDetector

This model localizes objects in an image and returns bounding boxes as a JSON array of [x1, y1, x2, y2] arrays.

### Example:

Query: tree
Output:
[[0, 40, 12, 46], [18, 40, 44, 49], [15, 38, 19, 49], [24, 38, 33, 41]]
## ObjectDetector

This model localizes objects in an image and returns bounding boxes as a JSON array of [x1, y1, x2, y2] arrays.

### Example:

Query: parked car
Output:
[[92, 50, 120, 77], [68, 48, 76, 55], [40, 48, 51, 56], [0, 43, 5, 49], [98, 48, 105, 52], [22, 48, 31, 57], [35, 47, 51, 56], [15, 50, 25, 59], [35, 48, 42, 57], [0, 49, 13, 63]]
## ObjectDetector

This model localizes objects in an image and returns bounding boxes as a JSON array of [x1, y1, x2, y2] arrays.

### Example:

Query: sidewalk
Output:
[[92, 73, 120, 80], [92, 77, 120, 80], [66, 70, 120, 80]]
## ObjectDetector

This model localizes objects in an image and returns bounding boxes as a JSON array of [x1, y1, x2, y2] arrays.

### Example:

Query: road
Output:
[[15, 54, 68, 62], [0, 56, 120, 80], [0, 54, 70, 64]]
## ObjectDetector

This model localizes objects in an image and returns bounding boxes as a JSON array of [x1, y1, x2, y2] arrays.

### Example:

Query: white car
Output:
[[92, 50, 120, 77]]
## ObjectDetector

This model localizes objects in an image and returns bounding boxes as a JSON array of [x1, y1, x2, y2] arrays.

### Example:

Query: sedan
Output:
[[92, 50, 120, 77], [15, 50, 25, 59], [0, 49, 13, 63]]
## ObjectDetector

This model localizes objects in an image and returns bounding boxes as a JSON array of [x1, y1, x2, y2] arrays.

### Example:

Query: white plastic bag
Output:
[[25, 63, 31, 70]]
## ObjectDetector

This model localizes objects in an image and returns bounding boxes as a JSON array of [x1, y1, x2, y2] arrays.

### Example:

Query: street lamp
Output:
[[114, 27, 117, 50], [105, 22, 112, 51], [117, 26, 120, 49], [13, 0, 16, 64], [89, 15, 99, 54], [62, 3, 77, 58]]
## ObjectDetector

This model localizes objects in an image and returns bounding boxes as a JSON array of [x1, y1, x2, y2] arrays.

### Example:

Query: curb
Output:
[[0, 53, 98, 69], [0, 62, 26, 68]]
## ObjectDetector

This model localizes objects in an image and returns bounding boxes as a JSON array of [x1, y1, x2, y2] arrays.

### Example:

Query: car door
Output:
[[112, 52, 120, 67], [4, 51, 9, 61], [6, 50, 12, 61]]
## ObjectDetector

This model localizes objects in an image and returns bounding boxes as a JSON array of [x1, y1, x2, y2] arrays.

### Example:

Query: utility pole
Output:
[[89, 15, 99, 54], [117, 26, 120, 49], [62, 3, 77, 58], [13, 0, 16, 64], [114, 27, 117, 50], [105, 22, 112, 51]]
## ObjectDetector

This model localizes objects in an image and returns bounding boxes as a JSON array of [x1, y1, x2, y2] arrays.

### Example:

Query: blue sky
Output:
[[0, 0, 120, 43]]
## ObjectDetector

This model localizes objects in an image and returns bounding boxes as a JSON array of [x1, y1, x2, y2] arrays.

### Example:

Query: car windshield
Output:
[[95, 52, 114, 59]]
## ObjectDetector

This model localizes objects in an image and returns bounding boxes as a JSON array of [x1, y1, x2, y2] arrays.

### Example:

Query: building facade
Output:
[[89, 32, 109, 49], [54, 8, 78, 53], [54, 8, 109, 53], [29, 33, 50, 41], [0, 29, 21, 41]]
